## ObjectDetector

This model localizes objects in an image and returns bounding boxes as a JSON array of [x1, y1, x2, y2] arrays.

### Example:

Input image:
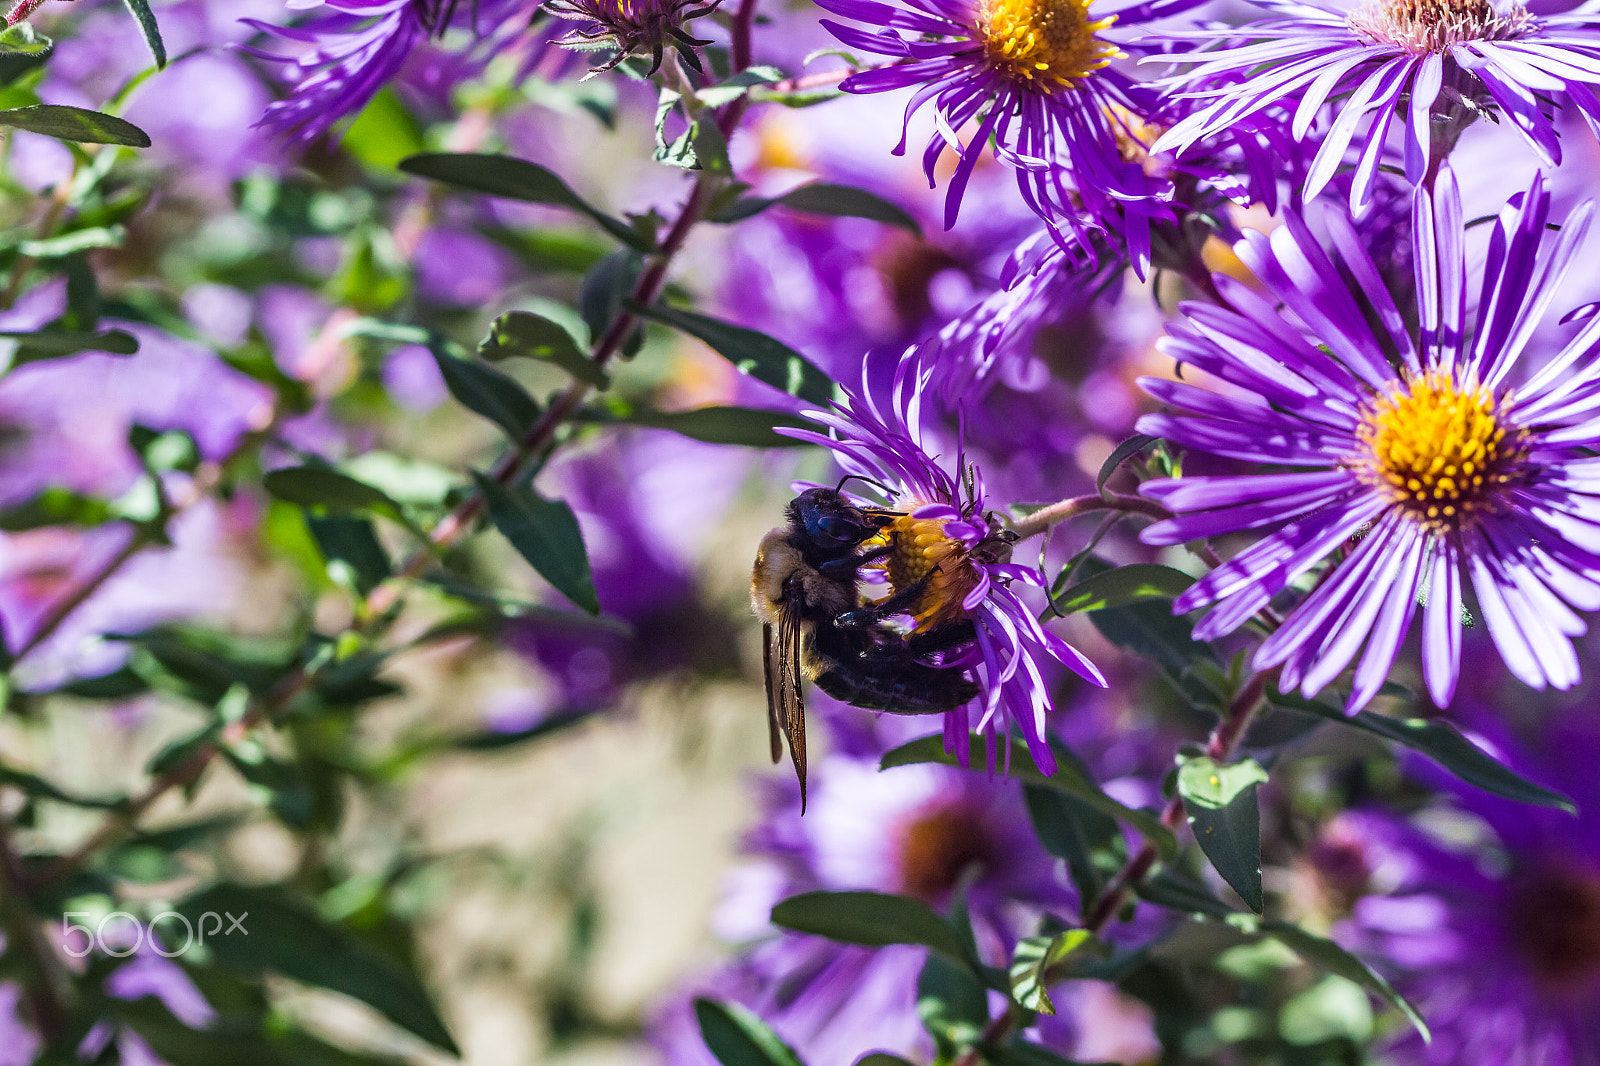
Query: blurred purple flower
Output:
[[653, 749, 1073, 1064], [1138, 171, 1600, 712], [1337, 711, 1600, 1065], [783, 345, 1105, 773], [1153, 0, 1600, 208], [245, 0, 529, 144]]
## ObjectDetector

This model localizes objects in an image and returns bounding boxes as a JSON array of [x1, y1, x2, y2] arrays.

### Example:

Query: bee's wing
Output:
[[777, 579, 809, 812], [761, 622, 783, 764]]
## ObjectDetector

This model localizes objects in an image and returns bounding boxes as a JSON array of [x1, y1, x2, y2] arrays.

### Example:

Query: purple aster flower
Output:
[[1332, 711, 1600, 1065], [1152, 0, 1600, 209], [782, 345, 1106, 773], [815, 0, 1210, 274], [651, 747, 1077, 1065], [245, 0, 528, 144], [1136, 169, 1600, 713]]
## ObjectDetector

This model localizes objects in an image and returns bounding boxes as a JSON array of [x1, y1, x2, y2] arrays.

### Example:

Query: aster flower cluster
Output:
[[12, 0, 1600, 1061]]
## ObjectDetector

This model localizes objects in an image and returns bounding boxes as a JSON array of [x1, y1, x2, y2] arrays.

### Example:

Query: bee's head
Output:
[[788, 487, 893, 552]]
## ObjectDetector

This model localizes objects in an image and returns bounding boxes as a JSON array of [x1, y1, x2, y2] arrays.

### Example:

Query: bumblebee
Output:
[[751, 486, 979, 810]]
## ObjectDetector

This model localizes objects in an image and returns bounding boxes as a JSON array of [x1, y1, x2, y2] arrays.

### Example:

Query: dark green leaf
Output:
[[771, 890, 968, 960], [430, 348, 541, 440], [1177, 756, 1268, 913], [855, 1056, 916, 1066], [1089, 597, 1220, 695], [581, 249, 643, 355], [882, 734, 1176, 858], [121, 0, 166, 69], [778, 183, 920, 234], [2, 328, 138, 365], [479, 311, 607, 387], [632, 302, 834, 405], [692, 117, 731, 175], [177, 884, 459, 1054], [0, 104, 150, 146], [696, 66, 783, 107], [453, 710, 596, 750], [1023, 784, 1121, 909], [573, 404, 811, 447], [0, 24, 52, 87], [0, 487, 113, 530], [1254, 919, 1429, 1042], [308, 515, 391, 596], [1273, 692, 1577, 813], [474, 474, 600, 615], [0, 767, 123, 809], [986, 1039, 1110, 1066], [398, 153, 647, 250], [262, 467, 397, 515], [58, 666, 148, 700], [694, 998, 805, 1066], [1047, 564, 1193, 616], [1097, 434, 1159, 493], [1134, 871, 1235, 919], [918, 951, 987, 1052], [1008, 930, 1093, 1014]]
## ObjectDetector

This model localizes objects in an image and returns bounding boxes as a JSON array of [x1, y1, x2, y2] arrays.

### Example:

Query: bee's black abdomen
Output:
[[812, 661, 975, 713]]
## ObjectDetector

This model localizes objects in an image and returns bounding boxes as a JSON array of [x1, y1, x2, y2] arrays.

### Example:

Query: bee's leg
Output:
[[837, 568, 937, 630]]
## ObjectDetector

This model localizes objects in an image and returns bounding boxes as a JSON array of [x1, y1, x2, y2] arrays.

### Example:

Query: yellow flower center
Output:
[[975, 0, 1122, 92], [878, 513, 983, 631], [1355, 370, 1526, 529], [1347, 0, 1531, 53]]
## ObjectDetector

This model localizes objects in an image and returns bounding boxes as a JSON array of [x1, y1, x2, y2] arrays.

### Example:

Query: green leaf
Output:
[[696, 66, 783, 107], [0, 487, 113, 531], [1023, 783, 1122, 910], [1177, 756, 1268, 913], [1097, 434, 1158, 493], [0, 104, 150, 146], [341, 87, 424, 170], [855, 1057, 917, 1066], [985, 1039, 1110, 1066], [882, 734, 1177, 858], [262, 467, 397, 516], [770, 890, 968, 961], [2, 328, 138, 365], [917, 951, 987, 1053], [0, 766, 123, 809], [1008, 929, 1094, 1014], [1272, 692, 1577, 813], [430, 348, 541, 440], [1253, 919, 1429, 1043], [572, 404, 811, 447], [1047, 564, 1193, 616], [713, 182, 921, 236], [177, 884, 459, 1054], [694, 999, 805, 1066], [479, 311, 608, 387], [1134, 871, 1235, 919], [0, 24, 52, 88], [307, 515, 390, 596], [632, 302, 834, 405], [581, 249, 644, 356], [778, 183, 920, 234], [121, 0, 166, 69], [1089, 596, 1220, 697], [474, 474, 600, 615], [398, 153, 648, 250]]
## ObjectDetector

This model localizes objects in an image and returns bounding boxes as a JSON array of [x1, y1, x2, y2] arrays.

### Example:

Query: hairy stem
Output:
[[1008, 492, 1172, 541]]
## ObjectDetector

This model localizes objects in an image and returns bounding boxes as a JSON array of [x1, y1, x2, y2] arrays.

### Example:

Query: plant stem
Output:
[[1008, 492, 1172, 541], [3, 0, 49, 28], [1083, 668, 1272, 935]]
